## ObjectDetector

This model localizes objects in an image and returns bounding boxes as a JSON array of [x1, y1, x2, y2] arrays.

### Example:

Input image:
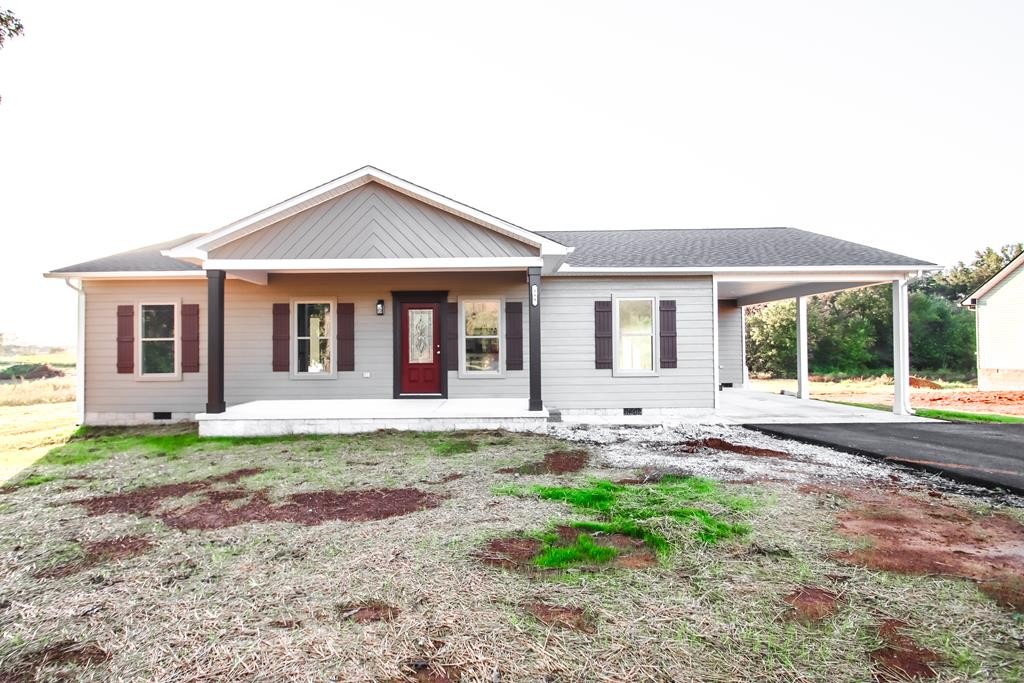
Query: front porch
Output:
[[197, 398, 549, 436]]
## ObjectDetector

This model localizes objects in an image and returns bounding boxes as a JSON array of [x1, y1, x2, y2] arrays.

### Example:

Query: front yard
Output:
[[1, 425, 1022, 681]]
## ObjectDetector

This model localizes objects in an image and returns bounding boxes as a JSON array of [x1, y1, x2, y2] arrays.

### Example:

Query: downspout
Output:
[[64, 278, 86, 424]]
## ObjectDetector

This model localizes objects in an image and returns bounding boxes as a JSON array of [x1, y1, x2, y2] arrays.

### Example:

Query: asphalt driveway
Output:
[[745, 423, 1024, 493]]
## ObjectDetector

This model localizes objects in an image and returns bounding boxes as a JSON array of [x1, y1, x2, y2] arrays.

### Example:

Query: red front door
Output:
[[400, 302, 442, 395]]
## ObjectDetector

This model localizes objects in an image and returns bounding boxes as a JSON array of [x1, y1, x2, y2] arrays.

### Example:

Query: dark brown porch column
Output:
[[528, 266, 542, 411], [206, 270, 226, 414]]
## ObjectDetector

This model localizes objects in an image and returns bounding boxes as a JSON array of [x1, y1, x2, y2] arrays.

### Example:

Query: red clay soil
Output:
[[870, 619, 941, 682], [35, 536, 154, 579], [909, 377, 942, 389], [827, 389, 1024, 417], [477, 526, 657, 571], [337, 600, 400, 623], [679, 438, 792, 460], [161, 488, 441, 530], [0, 640, 108, 682], [385, 659, 463, 683], [783, 586, 841, 623], [497, 450, 590, 475], [526, 601, 596, 633], [73, 469, 440, 530], [817, 487, 1024, 612]]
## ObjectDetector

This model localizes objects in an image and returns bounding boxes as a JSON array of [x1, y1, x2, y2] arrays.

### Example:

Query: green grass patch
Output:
[[913, 408, 1024, 424], [500, 476, 752, 565], [534, 533, 619, 568], [431, 438, 479, 456], [823, 400, 1024, 423], [4, 473, 58, 489]]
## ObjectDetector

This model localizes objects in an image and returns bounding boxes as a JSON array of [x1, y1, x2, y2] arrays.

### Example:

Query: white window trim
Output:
[[290, 297, 337, 380], [457, 296, 505, 379], [136, 300, 181, 381], [612, 294, 659, 377]]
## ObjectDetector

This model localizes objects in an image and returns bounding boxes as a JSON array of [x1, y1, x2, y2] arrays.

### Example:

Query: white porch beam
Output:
[[892, 279, 913, 415], [225, 270, 268, 285], [736, 281, 879, 307], [796, 296, 810, 399]]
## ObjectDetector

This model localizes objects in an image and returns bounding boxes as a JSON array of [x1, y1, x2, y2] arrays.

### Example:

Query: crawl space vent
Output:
[[623, 408, 643, 416], [153, 412, 172, 420]]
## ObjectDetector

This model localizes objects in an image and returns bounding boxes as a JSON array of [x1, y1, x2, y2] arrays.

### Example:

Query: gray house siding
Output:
[[717, 300, 745, 387], [210, 183, 537, 260], [975, 263, 1024, 390], [83, 279, 208, 422], [82, 273, 530, 422], [541, 276, 715, 411]]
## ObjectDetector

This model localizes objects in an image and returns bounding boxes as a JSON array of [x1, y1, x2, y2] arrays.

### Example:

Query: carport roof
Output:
[[538, 227, 934, 269]]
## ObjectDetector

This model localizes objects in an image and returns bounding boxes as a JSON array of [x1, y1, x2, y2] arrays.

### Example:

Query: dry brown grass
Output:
[[0, 430, 1021, 681], [0, 376, 76, 406], [0, 402, 77, 484]]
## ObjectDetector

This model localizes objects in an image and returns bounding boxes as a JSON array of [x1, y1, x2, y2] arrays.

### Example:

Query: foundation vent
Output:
[[153, 412, 172, 420], [623, 408, 643, 416]]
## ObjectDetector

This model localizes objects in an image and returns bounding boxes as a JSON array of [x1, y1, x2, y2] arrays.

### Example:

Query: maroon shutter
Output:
[[446, 302, 458, 369], [659, 300, 677, 369], [505, 301, 523, 371], [181, 304, 200, 372], [594, 300, 612, 369], [337, 303, 355, 371], [272, 303, 289, 372], [116, 305, 134, 374]]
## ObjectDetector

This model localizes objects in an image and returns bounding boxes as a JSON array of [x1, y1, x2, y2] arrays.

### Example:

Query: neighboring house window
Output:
[[295, 301, 334, 376], [139, 303, 178, 377], [460, 298, 502, 376], [614, 297, 657, 375]]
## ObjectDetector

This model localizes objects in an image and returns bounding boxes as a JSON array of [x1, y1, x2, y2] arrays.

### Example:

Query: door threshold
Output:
[[398, 394, 445, 398]]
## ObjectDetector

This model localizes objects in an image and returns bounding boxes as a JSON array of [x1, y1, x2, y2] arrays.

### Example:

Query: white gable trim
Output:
[[202, 257, 543, 272], [961, 252, 1024, 306], [165, 166, 570, 260]]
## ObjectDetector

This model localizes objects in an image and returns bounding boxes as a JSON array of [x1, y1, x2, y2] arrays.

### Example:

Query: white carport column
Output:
[[892, 278, 913, 415], [795, 296, 810, 399]]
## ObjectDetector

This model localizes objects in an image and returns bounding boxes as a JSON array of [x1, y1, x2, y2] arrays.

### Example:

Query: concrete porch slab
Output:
[[196, 398, 549, 436]]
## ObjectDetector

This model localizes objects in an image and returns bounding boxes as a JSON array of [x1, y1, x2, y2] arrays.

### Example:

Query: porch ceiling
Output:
[[718, 278, 889, 306]]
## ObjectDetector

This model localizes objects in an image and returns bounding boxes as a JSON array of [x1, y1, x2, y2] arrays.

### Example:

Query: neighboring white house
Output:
[[963, 252, 1024, 390]]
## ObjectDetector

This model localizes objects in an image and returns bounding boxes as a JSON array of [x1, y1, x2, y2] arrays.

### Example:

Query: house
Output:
[[962, 252, 1024, 390], [45, 166, 934, 435]]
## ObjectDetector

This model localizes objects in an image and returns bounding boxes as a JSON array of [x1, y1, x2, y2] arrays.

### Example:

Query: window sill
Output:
[[611, 370, 659, 378], [288, 373, 338, 380], [457, 371, 505, 380], [136, 373, 182, 382]]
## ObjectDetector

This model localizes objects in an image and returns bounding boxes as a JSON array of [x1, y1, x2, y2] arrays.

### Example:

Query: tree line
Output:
[[744, 244, 1022, 379]]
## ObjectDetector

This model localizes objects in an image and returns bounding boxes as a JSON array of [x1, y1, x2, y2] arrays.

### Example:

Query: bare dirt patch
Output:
[[477, 536, 544, 570], [162, 488, 442, 530], [35, 536, 153, 579], [72, 469, 440, 530], [337, 600, 400, 623], [679, 438, 793, 460], [783, 585, 840, 623], [817, 488, 1024, 612], [385, 658, 463, 683], [525, 601, 595, 633], [0, 640, 108, 682], [497, 450, 589, 475], [870, 619, 941, 681]]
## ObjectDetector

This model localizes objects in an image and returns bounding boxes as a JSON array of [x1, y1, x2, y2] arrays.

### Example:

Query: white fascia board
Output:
[[961, 252, 1024, 305], [167, 166, 569, 258], [554, 264, 932, 279], [203, 257, 544, 272], [43, 271, 205, 280]]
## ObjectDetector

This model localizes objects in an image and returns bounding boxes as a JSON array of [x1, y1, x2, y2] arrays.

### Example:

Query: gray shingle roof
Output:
[[536, 228, 934, 268], [49, 234, 206, 273]]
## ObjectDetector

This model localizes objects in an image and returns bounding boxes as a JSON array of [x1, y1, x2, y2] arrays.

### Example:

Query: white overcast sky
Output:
[[1, 1, 1022, 345]]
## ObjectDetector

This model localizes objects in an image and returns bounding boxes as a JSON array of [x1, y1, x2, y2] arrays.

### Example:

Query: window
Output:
[[295, 301, 333, 375], [140, 303, 178, 376], [461, 298, 501, 375], [614, 297, 656, 374]]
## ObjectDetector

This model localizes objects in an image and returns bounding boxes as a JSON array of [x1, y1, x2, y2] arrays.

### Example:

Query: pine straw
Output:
[[0, 430, 1022, 681]]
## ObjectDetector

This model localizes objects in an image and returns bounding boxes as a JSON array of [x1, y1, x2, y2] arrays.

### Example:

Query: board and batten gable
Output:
[[83, 279, 208, 422], [541, 276, 715, 411], [976, 264, 1024, 390], [717, 300, 745, 387], [209, 183, 538, 260]]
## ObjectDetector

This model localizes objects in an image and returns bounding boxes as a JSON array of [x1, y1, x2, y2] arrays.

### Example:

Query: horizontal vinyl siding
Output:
[[210, 183, 537, 260], [224, 272, 529, 404], [977, 267, 1024, 373], [541, 276, 715, 409], [717, 300, 744, 386], [84, 280, 207, 414]]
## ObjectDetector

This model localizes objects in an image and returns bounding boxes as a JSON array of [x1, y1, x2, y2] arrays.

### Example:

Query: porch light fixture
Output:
[[531, 284, 538, 307], [376, 300, 385, 316]]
